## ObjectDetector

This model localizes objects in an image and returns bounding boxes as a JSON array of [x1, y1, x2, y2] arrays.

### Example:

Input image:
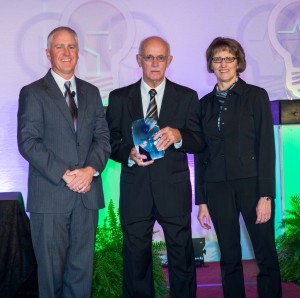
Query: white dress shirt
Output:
[[128, 78, 182, 166], [140, 77, 166, 117], [50, 69, 78, 107]]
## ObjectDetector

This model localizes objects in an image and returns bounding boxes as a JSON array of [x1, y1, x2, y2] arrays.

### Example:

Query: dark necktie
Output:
[[145, 89, 158, 123], [64, 81, 78, 130]]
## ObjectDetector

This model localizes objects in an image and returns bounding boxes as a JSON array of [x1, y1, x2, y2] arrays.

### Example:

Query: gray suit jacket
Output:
[[18, 70, 111, 213]]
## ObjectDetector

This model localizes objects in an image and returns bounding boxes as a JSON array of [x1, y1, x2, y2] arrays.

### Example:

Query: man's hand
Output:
[[256, 197, 272, 224], [63, 170, 76, 184], [82, 184, 91, 194], [129, 147, 154, 167], [154, 127, 181, 151], [66, 166, 95, 193]]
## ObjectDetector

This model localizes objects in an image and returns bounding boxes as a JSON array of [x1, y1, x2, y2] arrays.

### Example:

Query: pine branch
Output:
[[276, 195, 300, 282]]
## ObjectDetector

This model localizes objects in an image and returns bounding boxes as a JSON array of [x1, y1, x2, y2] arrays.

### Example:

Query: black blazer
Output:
[[106, 79, 204, 217], [195, 78, 275, 204]]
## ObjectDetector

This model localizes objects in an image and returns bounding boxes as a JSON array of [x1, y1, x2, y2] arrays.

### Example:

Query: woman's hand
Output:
[[197, 204, 212, 230], [256, 197, 272, 224]]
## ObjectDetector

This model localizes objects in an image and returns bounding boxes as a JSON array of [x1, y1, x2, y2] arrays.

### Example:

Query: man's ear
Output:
[[166, 55, 173, 67], [136, 54, 142, 67], [46, 49, 51, 61]]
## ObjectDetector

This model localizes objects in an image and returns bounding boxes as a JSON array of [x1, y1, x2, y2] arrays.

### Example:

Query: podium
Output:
[[0, 192, 38, 297]]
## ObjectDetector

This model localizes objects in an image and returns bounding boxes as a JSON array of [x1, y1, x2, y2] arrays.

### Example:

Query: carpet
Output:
[[164, 259, 300, 297]]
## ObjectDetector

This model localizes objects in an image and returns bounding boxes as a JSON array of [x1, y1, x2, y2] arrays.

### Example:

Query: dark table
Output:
[[0, 192, 38, 297]]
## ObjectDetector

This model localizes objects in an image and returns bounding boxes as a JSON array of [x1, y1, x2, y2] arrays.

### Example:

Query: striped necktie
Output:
[[145, 89, 158, 123], [64, 81, 78, 130]]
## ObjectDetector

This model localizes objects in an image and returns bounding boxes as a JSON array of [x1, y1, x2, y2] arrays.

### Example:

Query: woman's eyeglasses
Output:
[[212, 57, 237, 63]]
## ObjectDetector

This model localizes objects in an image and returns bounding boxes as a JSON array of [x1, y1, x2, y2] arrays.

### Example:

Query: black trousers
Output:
[[121, 210, 196, 298], [206, 177, 282, 298]]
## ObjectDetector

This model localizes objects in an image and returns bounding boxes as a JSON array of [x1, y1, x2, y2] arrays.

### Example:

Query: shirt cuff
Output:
[[174, 139, 182, 149], [128, 157, 135, 167]]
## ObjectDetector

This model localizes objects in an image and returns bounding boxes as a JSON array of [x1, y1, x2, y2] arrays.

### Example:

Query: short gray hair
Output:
[[47, 26, 78, 50]]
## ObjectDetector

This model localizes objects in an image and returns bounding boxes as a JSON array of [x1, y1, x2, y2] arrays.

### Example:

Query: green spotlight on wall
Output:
[[278, 125, 300, 215], [99, 159, 121, 225]]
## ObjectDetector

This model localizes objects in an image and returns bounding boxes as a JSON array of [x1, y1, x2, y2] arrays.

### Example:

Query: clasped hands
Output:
[[130, 126, 181, 167], [63, 166, 95, 194]]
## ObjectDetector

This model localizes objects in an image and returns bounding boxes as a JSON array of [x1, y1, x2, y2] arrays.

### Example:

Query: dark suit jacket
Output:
[[18, 70, 111, 213], [195, 78, 275, 204], [106, 79, 204, 218]]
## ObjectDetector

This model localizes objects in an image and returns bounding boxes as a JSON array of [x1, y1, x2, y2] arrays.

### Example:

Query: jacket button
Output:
[[75, 163, 79, 166], [77, 142, 80, 146]]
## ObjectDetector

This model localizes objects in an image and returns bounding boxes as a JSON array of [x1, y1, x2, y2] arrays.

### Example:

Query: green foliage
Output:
[[92, 200, 123, 297], [276, 195, 300, 282], [152, 241, 169, 297], [92, 200, 169, 297]]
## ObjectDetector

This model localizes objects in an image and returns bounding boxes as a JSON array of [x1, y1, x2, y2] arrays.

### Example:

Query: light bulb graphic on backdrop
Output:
[[268, 0, 300, 99], [60, 0, 135, 105]]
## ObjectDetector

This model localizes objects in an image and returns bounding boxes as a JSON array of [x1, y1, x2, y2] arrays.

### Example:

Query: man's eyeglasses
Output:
[[140, 55, 169, 63], [211, 57, 237, 63]]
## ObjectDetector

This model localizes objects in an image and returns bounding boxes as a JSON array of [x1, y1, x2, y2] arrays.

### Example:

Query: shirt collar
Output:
[[141, 77, 166, 96], [50, 69, 76, 94]]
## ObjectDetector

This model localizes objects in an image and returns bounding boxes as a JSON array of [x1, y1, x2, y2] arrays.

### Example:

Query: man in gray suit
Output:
[[17, 26, 110, 297]]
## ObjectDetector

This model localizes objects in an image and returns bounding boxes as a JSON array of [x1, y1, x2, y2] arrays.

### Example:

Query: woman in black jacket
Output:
[[195, 37, 282, 298]]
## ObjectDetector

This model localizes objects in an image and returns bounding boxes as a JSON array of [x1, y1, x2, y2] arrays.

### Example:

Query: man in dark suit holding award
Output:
[[106, 36, 204, 298], [17, 26, 110, 297]]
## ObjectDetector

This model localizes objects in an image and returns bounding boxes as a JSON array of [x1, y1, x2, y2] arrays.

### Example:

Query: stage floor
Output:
[[164, 259, 300, 298]]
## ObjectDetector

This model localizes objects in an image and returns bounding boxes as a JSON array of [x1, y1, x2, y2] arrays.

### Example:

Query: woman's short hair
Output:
[[205, 37, 246, 75]]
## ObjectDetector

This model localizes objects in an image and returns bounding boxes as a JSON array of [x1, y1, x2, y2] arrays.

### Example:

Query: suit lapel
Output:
[[43, 70, 76, 133], [75, 78, 87, 137], [159, 79, 180, 127], [127, 80, 144, 121], [126, 79, 180, 126]]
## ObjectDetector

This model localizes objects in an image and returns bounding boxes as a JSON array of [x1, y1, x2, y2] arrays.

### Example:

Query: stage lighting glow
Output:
[[268, 0, 300, 99]]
